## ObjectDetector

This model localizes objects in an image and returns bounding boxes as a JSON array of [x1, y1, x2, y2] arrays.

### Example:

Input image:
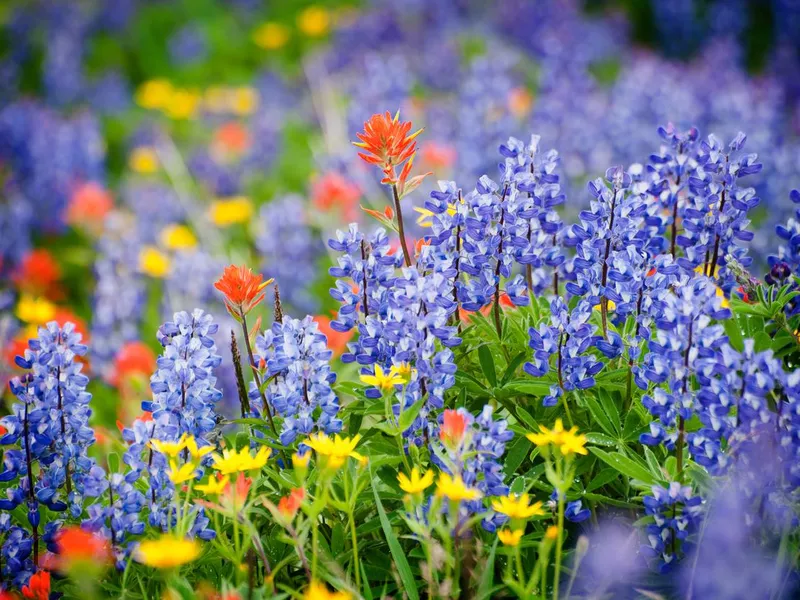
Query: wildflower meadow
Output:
[[2, 1, 800, 599]]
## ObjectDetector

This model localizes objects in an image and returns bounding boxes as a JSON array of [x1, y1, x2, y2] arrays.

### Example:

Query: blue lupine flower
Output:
[[250, 315, 343, 445], [641, 482, 704, 571]]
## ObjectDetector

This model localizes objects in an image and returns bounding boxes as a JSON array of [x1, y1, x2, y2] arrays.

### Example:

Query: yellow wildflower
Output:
[[545, 525, 559, 541], [230, 87, 259, 116], [526, 419, 565, 447], [164, 88, 200, 120], [139, 246, 171, 278], [150, 435, 187, 459], [160, 224, 197, 251], [414, 203, 456, 227], [254, 22, 290, 50], [168, 460, 197, 485], [593, 299, 617, 312], [293, 452, 311, 469], [304, 581, 350, 600], [211, 446, 270, 475], [135, 79, 174, 110], [134, 536, 200, 569], [397, 468, 434, 494], [129, 146, 159, 174], [359, 364, 407, 391], [297, 6, 330, 37], [497, 528, 524, 547], [204, 86, 228, 114], [195, 475, 229, 496], [558, 428, 588, 456], [491, 494, 545, 519], [184, 436, 214, 462], [435, 472, 482, 502], [209, 197, 254, 227], [304, 432, 364, 470], [15, 296, 56, 325]]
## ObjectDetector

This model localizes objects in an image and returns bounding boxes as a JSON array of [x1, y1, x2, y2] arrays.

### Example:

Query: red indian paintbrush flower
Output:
[[214, 265, 274, 318], [21, 571, 50, 600], [277, 487, 305, 519], [55, 526, 112, 569], [440, 409, 468, 447], [353, 111, 430, 199]]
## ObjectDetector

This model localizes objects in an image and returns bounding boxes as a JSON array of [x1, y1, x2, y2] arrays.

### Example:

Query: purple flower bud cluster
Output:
[[641, 482, 704, 571]]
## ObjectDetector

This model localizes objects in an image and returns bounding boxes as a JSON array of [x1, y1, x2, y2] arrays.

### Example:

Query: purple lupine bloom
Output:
[[641, 482, 704, 571]]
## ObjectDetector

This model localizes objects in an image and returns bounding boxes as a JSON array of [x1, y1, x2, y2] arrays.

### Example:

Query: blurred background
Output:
[[1, 0, 799, 426]]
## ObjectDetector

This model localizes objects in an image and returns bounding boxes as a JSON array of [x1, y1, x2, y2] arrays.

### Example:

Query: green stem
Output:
[[515, 546, 525, 585], [553, 488, 565, 600]]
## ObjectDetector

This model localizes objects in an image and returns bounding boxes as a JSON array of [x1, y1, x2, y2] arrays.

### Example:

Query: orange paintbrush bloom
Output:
[[66, 182, 114, 234], [111, 341, 156, 387], [313, 315, 353, 357], [214, 265, 274, 318], [440, 409, 468, 447], [353, 111, 430, 198], [312, 172, 361, 221], [277, 487, 305, 519], [55, 526, 112, 568], [12, 249, 61, 298], [21, 571, 50, 600]]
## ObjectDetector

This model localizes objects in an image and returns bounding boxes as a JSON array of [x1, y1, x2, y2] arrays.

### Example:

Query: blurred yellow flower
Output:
[[304, 581, 350, 600], [209, 197, 254, 227], [196, 475, 229, 496], [164, 88, 200, 120], [168, 460, 197, 485], [184, 436, 214, 462], [491, 494, 545, 519], [558, 428, 588, 456], [497, 528, 524, 547], [545, 525, 559, 541], [211, 446, 270, 475], [204, 86, 228, 114], [139, 246, 171, 278], [135, 79, 174, 110], [304, 432, 364, 470], [134, 536, 200, 569], [293, 452, 311, 469], [254, 22, 290, 50], [435, 472, 482, 502], [230, 87, 259, 116], [397, 468, 434, 494], [15, 296, 56, 325], [526, 419, 565, 447], [297, 6, 330, 37], [129, 146, 159, 174], [160, 224, 197, 251]]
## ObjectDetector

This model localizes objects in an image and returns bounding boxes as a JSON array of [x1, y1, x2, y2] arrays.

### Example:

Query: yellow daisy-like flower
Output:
[[139, 246, 171, 278], [304, 432, 364, 470], [15, 296, 56, 325], [359, 364, 408, 391], [129, 146, 159, 174], [293, 452, 311, 469], [297, 6, 330, 37], [160, 224, 197, 251], [491, 494, 545, 519], [558, 428, 588, 456], [168, 460, 197, 485], [209, 197, 254, 227], [184, 436, 214, 462], [435, 472, 482, 502], [195, 475, 229, 496], [497, 528, 524, 547], [545, 525, 559, 541], [211, 446, 270, 475], [304, 581, 350, 600], [230, 87, 259, 117], [526, 419, 565, 447], [397, 468, 434, 494], [135, 79, 174, 110], [134, 536, 201, 569], [150, 435, 187, 459], [253, 22, 290, 50]]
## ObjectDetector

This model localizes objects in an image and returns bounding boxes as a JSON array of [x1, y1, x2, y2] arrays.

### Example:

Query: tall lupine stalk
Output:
[[0, 322, 102, 585]]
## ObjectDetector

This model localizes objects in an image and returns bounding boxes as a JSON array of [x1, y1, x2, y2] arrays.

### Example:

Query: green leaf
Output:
[[370, 476, 420, 600], [585, 432, 616, 447], [586, 468, 619, 492], [500, 352, 527, 386], [372, 421, 400, 437], [398, 397, 426, 432], [584, 394, 616, 436], [589, 447, 656, 485], [597, 389, 621, 434], [723, 314, 745, 352], [515, 407, 539, 431], [504, 380, 552, 397], [478, 345, 497, 387], [348, 411, 363, 437], [503, 435, 532, 476], [644, 447, 663, 478], [477, 539, 499, 600]]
